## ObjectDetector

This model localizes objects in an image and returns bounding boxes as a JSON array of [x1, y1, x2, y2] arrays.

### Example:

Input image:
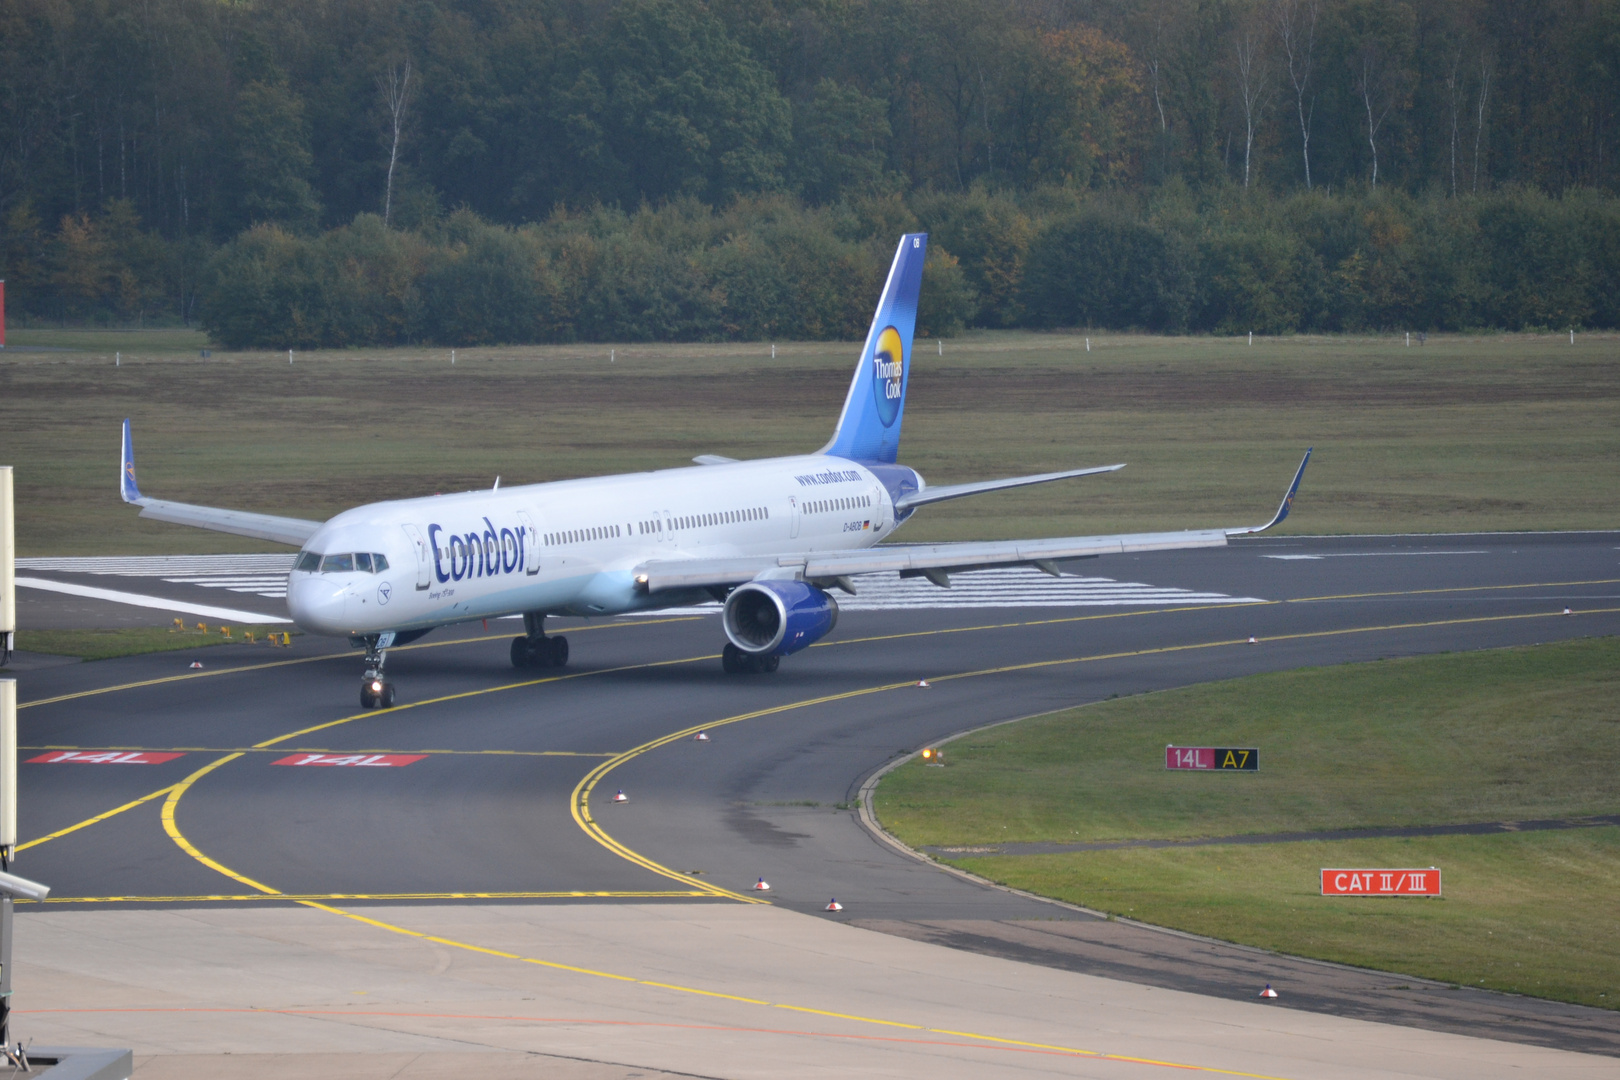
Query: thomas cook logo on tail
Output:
[[871, 325, 905, 427]]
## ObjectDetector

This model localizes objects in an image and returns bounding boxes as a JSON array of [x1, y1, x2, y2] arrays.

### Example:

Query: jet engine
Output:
[[722, 580, 839, 658]]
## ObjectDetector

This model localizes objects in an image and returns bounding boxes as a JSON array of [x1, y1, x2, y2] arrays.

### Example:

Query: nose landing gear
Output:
[[511, 613, 568, 669], [359, 636, 396, 709]]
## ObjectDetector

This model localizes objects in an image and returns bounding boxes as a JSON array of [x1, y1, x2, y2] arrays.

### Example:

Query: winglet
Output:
[[1227, 448, 1311, 537], [120, 419, 145, 504]]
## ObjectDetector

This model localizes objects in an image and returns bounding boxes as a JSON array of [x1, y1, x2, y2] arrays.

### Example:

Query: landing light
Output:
[[371, 680, 383, 693]]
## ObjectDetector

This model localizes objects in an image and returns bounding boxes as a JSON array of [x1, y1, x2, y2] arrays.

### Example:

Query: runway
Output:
[[7, 531, 1620, 1075]]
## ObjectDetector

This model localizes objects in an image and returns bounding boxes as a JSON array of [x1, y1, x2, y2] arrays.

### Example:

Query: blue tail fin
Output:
[[120, 418, 145, 503], [820, 233, 927, 464]]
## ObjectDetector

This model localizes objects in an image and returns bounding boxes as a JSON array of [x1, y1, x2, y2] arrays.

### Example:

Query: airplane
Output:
[[120, 233, 1311, 708]]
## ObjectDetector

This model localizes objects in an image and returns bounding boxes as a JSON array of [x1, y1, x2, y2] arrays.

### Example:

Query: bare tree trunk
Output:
[[379, 60, 412, 227], [1355, 51, 1391, 188], [1272, 0, 1319, 190], [1234, 25, 1269, 189], [1472, 53, 1492, 194], [1444, 49, 1462, 196], [1148, 56, 1168, 132]]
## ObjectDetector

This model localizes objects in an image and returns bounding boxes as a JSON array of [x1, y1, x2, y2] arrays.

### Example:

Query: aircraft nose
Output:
[[286, 573, 349, 634]]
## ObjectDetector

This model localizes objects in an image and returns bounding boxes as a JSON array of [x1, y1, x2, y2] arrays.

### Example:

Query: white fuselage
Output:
[[286, 455, 910, 637]]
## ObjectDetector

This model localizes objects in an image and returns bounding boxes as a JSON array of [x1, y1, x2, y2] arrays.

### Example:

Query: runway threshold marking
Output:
[[17, 616, 703, 710], [9, 1009, 1301, 1075], [134, 607, 1619, 1080]]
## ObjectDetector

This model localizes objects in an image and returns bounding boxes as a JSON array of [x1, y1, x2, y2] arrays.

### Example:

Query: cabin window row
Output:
[[806, 495, 871, 514], [294, 551, 391, 574], [669, 506, 769, 531], [544, 524, 622, 546]]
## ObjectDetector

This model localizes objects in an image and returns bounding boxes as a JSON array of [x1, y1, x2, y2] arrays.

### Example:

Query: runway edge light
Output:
[[0, 466, 13, 667]]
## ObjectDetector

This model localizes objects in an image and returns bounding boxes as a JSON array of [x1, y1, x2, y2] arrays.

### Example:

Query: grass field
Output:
[[1, 329, 1617, 555], [17, 626, 293, 661], [874, 637, 1620, 1009]]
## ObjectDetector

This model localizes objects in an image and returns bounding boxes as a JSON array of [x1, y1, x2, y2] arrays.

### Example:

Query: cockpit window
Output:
[[301, 551, 391, 573]]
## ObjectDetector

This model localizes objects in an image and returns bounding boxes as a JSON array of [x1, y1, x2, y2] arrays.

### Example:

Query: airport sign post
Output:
[[1320, 868, 1441, 897], [1165, 746, 1258, 770]]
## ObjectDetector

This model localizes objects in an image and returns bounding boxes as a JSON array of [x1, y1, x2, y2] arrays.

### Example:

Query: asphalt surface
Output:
[[7, 531, 1620, 1058]]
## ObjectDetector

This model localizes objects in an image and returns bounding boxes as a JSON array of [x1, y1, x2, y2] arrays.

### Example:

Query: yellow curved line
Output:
[[569, 684, 919, 903], [160, 753, 283, 895], [16, 783, 178, 853], [569, 604, 1620, 895], [141, 608, 1619, 1078]]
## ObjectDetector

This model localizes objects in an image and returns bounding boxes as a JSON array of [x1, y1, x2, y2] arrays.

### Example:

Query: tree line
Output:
[[4, 0, 1620, 341], [187, 187, 1620, 345]]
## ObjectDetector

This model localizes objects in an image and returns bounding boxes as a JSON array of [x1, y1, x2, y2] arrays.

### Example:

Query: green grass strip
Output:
[[876, 637, 1620, 1010], [17, 627, 294, 662]]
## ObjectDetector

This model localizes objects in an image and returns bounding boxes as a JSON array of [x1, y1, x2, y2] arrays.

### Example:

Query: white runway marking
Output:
[[14, 577, 293, 624], [20, 557, 1264, 614], [1263, 550, 1487, 560], [19, 555, 295, 597], [638, 565, 1264, 614]]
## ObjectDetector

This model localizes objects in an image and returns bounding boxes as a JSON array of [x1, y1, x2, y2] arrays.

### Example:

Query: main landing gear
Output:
[[511, 612, 569, 669], [359, 637, 396, 709], [721, 643, 779, 675]]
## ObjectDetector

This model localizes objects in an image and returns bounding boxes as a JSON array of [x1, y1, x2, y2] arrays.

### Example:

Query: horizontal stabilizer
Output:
[[894, 464, 1124, 512]]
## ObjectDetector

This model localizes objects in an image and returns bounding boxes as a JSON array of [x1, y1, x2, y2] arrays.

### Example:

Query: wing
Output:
[[636, 448, 1312, 593], [120, 420, 324, 547]]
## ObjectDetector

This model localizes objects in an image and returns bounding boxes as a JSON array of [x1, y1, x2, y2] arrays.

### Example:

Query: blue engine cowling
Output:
[[722, 580, 839, 656]]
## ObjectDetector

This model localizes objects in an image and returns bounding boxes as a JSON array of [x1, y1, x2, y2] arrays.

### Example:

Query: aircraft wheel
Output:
[[549, 636, 569, 667], [722, 643, 744, 674], [360, 684, 377, 709], [379, 682, 396, 708], [510, 637, 531, 669], [761, 654, 780, 673]]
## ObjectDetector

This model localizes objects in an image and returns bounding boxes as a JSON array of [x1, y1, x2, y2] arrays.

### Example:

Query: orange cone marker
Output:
[[694, 731, 710, 741], [612, 789, 629, 803], [1247, 636, 1259, 644], [753, 878, 771, 892], [189, 661, 204, 669], [824, 899, 843, 912], [917, 679, 930, 688], [1564, 608, 1573, 615], [1258, 984, 1278, 999]]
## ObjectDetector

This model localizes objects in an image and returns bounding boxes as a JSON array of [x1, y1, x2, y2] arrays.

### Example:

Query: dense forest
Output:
[[4, 0, 1620, 342]]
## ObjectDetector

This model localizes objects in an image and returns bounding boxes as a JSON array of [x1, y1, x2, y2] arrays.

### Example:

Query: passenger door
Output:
[[515, 510, 541, 574], [400, 524, 432, 590]]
